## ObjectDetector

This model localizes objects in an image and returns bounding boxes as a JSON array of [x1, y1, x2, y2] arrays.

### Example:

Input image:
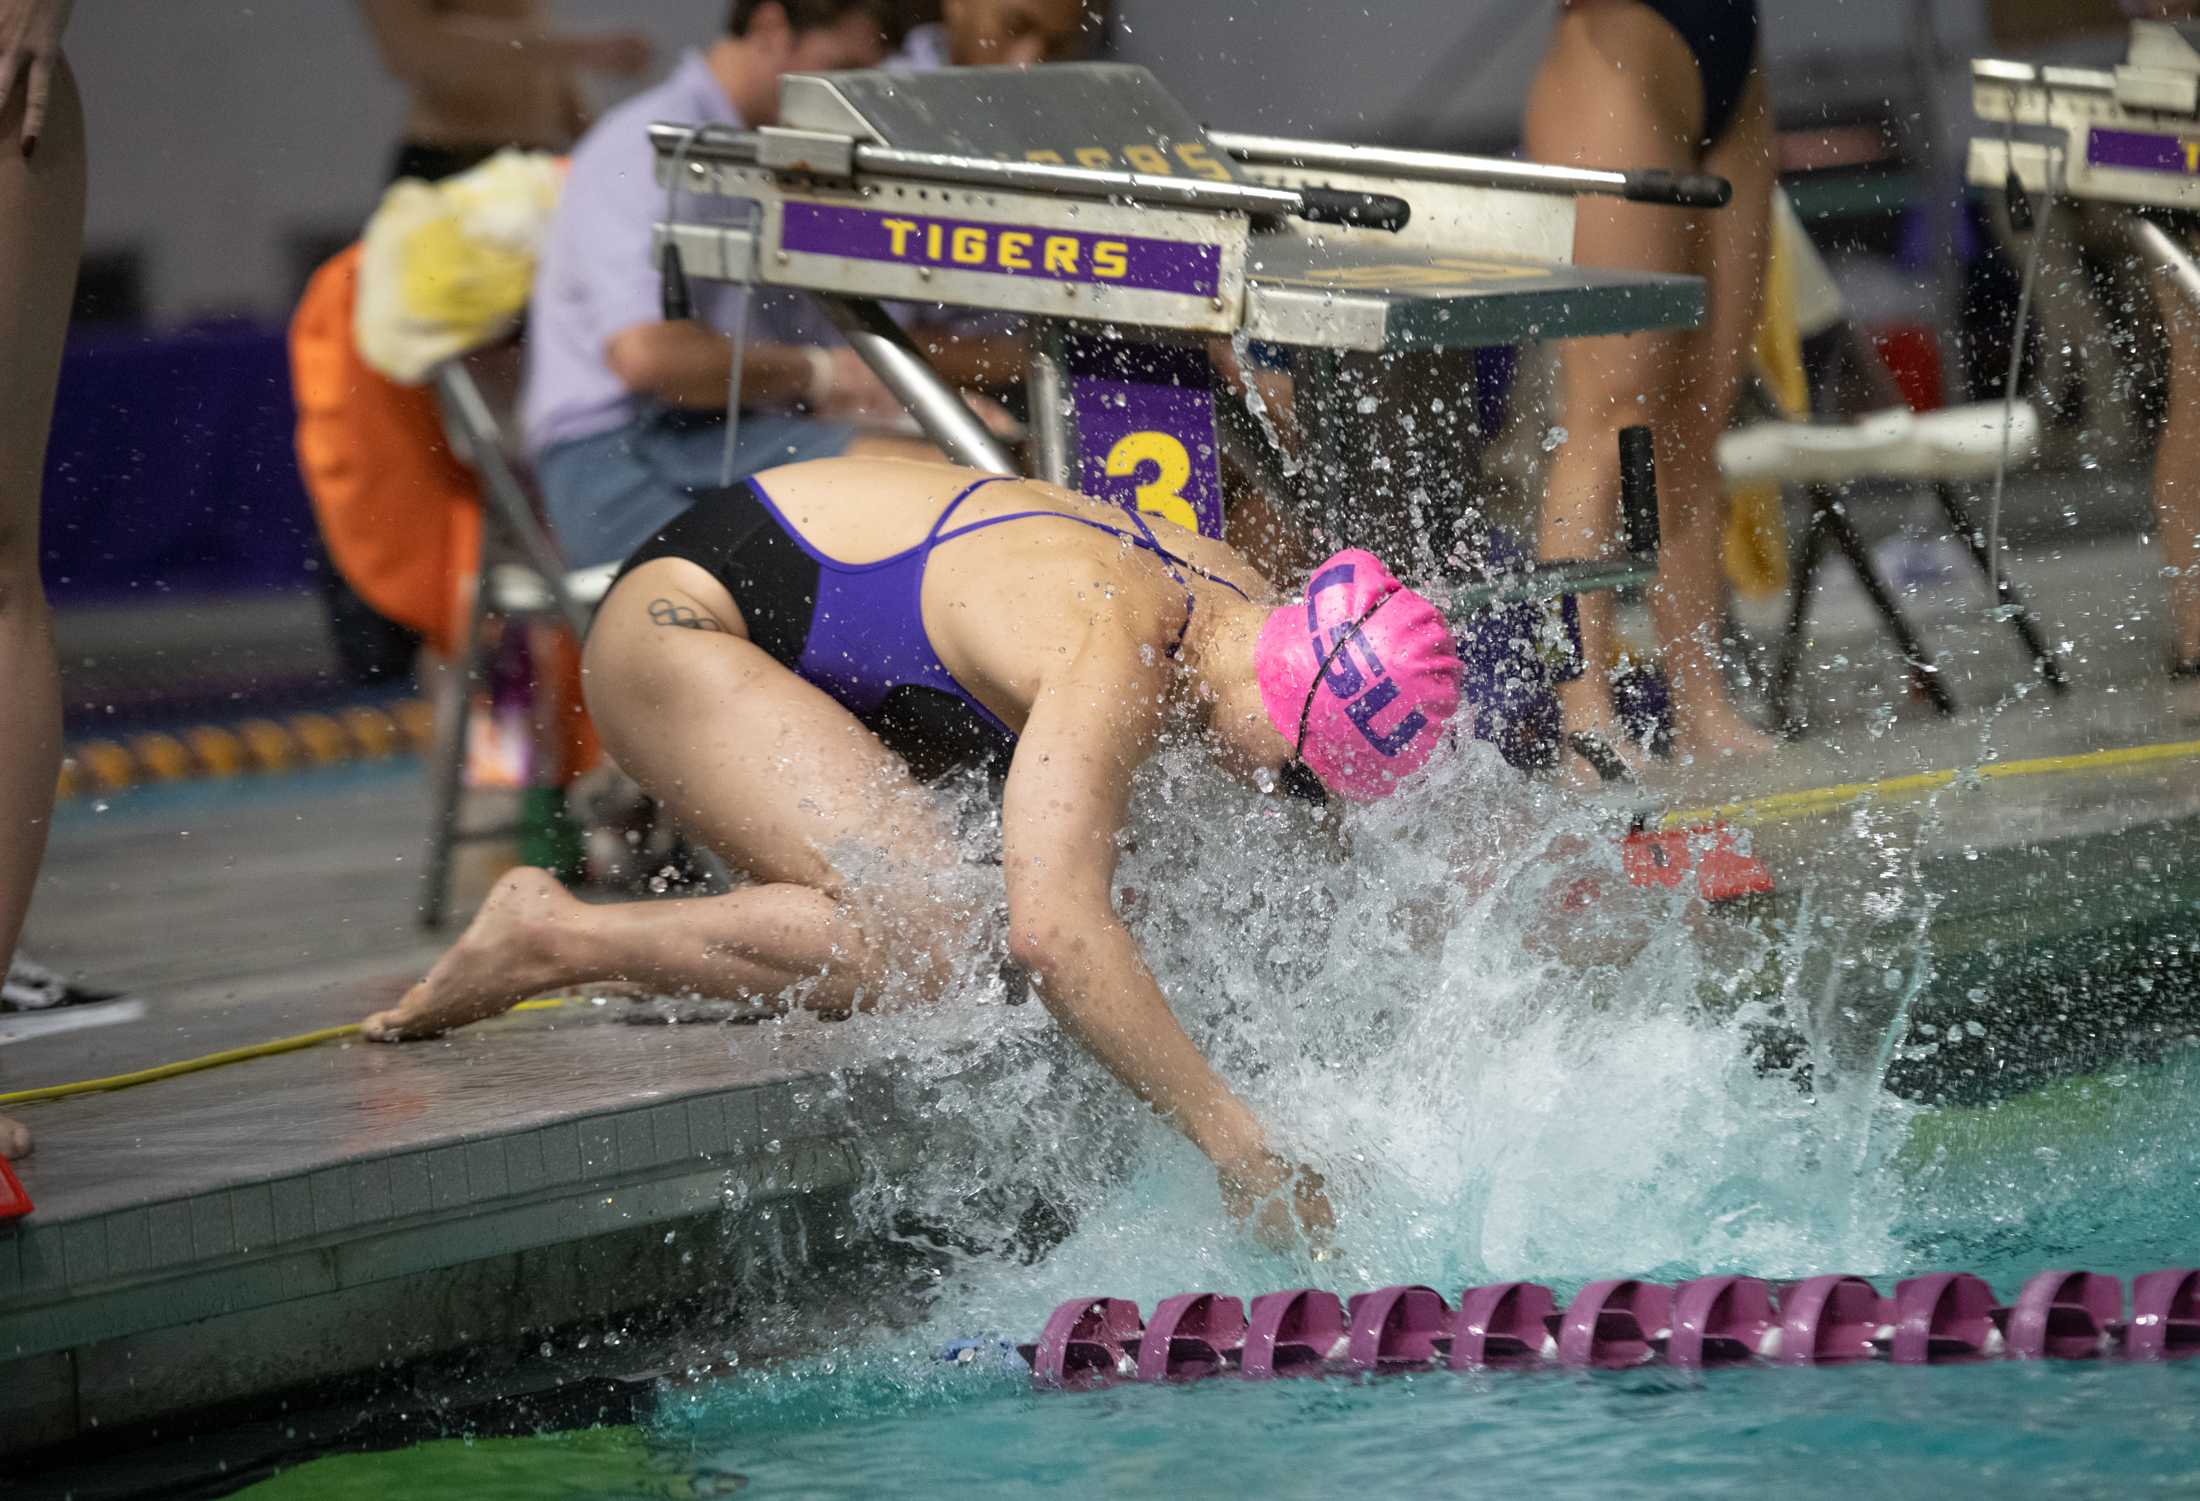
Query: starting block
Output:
[[1971, 21, 2200, 218], [651, 63, 1718, 623], [1969, 21, 2200, 365]]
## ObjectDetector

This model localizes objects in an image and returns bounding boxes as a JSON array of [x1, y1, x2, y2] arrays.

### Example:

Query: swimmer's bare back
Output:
[[724, 456, 1272, 726]]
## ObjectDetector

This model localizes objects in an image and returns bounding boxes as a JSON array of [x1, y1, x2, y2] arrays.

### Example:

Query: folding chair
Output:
[[1717, 196, 2069, 735], [418, 356, 618, 928]]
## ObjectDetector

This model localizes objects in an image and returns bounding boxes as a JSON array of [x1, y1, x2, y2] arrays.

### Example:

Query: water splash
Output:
[[780, 736, 1921, 1356]]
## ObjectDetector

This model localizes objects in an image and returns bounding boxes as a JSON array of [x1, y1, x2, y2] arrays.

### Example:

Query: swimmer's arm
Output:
[[1000, 630, 1269, 1174]]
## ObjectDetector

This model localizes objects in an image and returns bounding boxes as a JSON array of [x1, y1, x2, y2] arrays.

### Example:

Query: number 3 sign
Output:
[[1066, 336, 1225, 539]]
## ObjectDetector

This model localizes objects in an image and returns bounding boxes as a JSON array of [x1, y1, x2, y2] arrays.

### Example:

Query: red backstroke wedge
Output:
[[0, 1156, 30, 1223]]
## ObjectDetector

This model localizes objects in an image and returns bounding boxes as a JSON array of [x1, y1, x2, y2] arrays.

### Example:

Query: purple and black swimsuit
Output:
[[612, 474, 1247, 779]]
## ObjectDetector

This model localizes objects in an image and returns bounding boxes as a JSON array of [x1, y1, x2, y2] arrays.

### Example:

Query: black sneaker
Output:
[[2, 953, 128, 1013]]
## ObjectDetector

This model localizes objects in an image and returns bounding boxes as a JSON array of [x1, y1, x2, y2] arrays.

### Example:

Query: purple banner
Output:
[[780, 201, 1220, 298], [1073, 376, 1223, 539], [2087, 127, 2200, 176]]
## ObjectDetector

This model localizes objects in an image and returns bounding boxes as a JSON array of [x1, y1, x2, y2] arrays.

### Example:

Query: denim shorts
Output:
[[535, 411, 856, 569]]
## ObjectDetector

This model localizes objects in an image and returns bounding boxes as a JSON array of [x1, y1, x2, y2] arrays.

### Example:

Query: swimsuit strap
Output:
[[933, 510, 1248, 600], [923, 483, 1232, 659], [1111, 501, 1201, 658], [922, 474, 1018, 547], [1112, 502, 1197, 604]]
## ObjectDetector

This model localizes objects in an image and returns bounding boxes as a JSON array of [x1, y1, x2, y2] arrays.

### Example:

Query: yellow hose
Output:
[[0, 998, 569, 1107], [1656, 736, 2200, 831]]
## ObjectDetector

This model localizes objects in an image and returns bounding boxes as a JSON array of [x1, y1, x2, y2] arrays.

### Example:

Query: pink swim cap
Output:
[[1253, 549, 1463, 802]]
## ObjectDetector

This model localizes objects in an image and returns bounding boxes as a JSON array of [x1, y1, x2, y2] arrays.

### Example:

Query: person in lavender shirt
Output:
[[525, 0, 924, 571], [527, 0, 1111, 571]]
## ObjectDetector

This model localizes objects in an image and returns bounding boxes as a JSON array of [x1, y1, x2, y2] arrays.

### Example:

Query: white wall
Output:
[[71, 0, 1996, 323], [67, 1, 719, 321]]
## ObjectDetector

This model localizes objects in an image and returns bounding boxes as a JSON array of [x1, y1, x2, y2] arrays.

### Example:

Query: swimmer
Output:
[[0, 0, 82, 1161], [1528, 0, 1779, 772], [365, 457, 1465, 1246]]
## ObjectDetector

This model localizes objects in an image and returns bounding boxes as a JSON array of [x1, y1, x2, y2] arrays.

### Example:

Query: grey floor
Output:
[[4, 769, 876, 1220]]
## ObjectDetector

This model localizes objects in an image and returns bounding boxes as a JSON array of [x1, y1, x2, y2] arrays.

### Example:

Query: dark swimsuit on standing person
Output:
[[1636, 0, 1759, 147], [612, 476, 1249, 779]]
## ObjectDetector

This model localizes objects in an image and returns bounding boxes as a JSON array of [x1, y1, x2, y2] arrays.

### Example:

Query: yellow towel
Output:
[[1724, 208, 1804, 599], [355, 150, 565, 384]]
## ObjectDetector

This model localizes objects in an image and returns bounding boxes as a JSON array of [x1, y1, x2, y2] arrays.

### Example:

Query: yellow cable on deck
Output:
[[1657, 736, 2200, 831], [0, 998, 570, 1107]]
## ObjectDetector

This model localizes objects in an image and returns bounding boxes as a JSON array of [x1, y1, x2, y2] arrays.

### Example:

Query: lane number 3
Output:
[[1103, 430, 1199, 533]]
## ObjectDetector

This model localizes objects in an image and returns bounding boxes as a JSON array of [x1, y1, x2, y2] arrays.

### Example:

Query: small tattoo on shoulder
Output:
[[648, 597, 725, 632]]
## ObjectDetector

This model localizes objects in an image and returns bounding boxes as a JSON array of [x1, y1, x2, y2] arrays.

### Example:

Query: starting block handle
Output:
[[1618, 424, 1660, 561], [1210, 131, 1731, 210], [1296, 186, 1411, 232], [817, 296, 1017, 476], [1622, 168, 1732, 209], [2130, 217, 2200, 316]]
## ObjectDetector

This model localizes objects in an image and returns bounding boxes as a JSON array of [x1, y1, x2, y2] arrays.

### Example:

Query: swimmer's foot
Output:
[[362, 868, 579, 1041], [1, 1113, 28, 1160], [1673, 706, 1779, 766]]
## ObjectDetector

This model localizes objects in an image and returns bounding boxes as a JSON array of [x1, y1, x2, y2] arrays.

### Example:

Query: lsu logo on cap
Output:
[[1304, 562, 1429, 759]]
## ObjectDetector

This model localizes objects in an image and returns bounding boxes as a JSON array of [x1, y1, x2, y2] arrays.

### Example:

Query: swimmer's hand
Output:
[[0, 0, 73, 156], [1221, 1154, 1337, 1257]]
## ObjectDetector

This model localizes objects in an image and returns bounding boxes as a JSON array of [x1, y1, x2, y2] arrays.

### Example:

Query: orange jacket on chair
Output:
[[288, 246, 599, 781], [289, 244, 481, 660]]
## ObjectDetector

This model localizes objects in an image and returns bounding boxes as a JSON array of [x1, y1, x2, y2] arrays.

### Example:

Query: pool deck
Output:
[[4, 529, 2199, 1469], [0, 771, 915, 1469]]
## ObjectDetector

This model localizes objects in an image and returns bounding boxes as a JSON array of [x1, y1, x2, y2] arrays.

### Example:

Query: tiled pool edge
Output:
[[0, 1068, 909, 1455]]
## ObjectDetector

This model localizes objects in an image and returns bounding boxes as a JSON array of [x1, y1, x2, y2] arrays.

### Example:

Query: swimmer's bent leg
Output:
[[365, 558, 969, 1039], [361, 866, 897, 1040]]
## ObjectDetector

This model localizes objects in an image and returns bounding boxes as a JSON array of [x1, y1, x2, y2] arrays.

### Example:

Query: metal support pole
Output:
[[434, 365, 592, 639], [1213, 393, 1305, 521], [1026, 330, 1073, 488], [818, 295, 1017, 475], [1935, 482, 2069, 692], [419, 571, 493, 929], [2131, 216, 2200, 312], [1772, 501, 1833, 735]]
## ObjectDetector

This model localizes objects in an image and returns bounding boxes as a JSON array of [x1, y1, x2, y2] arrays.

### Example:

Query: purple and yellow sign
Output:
[[2088, 127, 2200, 177], [1066, 338, 1223, 539], [780, 201, 1222, 298]]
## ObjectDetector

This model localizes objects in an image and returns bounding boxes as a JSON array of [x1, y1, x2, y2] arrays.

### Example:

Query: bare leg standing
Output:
[[1525, 1, 1776, 765], [0, 41, 84, 1159]]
